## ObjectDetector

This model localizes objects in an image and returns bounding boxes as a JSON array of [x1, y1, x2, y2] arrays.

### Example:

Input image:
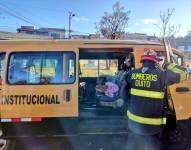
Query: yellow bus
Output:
[[0, 40, 190, 149]]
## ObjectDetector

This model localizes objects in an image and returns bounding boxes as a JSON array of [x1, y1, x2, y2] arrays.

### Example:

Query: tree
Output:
[[95, 2, 130, 39], [154, 8, 181, 38]]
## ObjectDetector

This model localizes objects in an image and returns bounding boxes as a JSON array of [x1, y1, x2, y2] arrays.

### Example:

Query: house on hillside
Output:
[[70, 34, 90, 39], [177, 45, 191, 51], [70, 34, 101, 39], [125, 33, 160, 42], [17, 26, 66, 39], [175, 34, 191, 51]]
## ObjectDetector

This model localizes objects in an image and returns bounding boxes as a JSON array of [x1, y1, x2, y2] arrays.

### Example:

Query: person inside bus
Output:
[[116, 53, 134, 103], [116, 54, 134, 83]]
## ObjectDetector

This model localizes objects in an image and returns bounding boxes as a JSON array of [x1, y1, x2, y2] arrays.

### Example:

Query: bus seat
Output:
[[95, 75, 125, 108]]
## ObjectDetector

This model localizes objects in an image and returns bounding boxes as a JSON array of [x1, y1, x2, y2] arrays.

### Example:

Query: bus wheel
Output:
[[0, 139, 15, 150], [166, 122, 190, 150]]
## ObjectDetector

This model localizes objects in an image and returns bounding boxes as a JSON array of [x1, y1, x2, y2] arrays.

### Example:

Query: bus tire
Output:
[[166, 122, 190, 150], [0, 139, 15, 150]]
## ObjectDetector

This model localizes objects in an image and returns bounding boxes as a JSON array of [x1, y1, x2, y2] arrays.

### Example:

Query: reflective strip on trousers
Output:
[[130, 88, 164, 99], [127, 110, 166, 125]]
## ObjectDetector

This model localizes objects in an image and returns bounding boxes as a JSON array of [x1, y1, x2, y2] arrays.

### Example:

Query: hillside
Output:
[[0, 31, 50, 40]]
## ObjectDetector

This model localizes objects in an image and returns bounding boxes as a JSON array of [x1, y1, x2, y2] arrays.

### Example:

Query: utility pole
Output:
[[68, 11, 75, 39]]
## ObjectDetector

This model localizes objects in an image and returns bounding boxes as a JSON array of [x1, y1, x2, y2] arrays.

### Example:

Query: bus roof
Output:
[[0, 39, 184, 57], [0, 39, 163, 46]]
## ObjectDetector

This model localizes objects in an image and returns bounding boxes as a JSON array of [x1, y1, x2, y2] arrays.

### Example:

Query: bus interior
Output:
[[79, 48, 135, 117]]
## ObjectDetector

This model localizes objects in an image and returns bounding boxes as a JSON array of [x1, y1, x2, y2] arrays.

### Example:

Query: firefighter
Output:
[[125, 49, 187, 150]]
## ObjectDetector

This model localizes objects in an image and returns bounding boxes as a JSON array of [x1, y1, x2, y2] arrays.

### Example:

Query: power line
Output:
[[0, 3, 41, 27], [0, 3, 67, 30], [0, 3, 93, 36], [0, 3, 40, 27], [0, 26, 16, 28], [0, 3, 56, 26], [5, 1, 65, 12]]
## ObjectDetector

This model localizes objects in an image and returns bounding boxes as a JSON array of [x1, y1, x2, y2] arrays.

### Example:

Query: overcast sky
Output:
[[0, 0, 190, 37]]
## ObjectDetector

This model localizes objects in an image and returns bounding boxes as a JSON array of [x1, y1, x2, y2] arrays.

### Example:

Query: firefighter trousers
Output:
[[126, 131, 163, 150]]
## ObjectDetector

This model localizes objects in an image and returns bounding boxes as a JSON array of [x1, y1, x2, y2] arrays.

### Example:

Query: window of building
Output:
[[8, 52, 75, 85], [50, 33, 60, 39]]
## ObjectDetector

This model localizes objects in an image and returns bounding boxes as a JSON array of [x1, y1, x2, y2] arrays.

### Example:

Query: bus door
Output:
[[169, 53, 191, 120], [1, 50, 78, 119]]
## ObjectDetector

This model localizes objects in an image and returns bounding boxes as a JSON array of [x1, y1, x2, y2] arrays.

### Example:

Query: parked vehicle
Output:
[[0, 40, 190, 149]]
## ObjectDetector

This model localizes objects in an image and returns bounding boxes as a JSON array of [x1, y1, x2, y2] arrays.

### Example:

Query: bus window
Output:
[[157, 51, 183, 66], [8, 52, 75, 84], [173, 53, 183, 66], [99, 59, 118, 76], [0, 53, 5, 83], [80, 59, 118, 77], [80, 59, 98, 77]]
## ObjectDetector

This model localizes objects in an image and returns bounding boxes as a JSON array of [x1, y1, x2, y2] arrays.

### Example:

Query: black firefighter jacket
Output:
[[126, 63, 187, 135]]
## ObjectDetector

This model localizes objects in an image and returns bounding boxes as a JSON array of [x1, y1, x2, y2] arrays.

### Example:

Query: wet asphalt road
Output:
[[13, 133, 191, 150], [14, 134, 129, 150], [10, 120, 191, 150]]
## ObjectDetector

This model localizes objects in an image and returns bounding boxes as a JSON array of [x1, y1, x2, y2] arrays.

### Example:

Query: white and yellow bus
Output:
[[0, 40, 191, 149]]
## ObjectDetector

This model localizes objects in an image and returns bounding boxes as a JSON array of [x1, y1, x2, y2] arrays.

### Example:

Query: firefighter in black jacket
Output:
[[126, 49, 187, 150]]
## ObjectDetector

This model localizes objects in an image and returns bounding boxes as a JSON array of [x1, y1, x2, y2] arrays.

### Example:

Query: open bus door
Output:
[[168, 53, 191, 120], [163, 45, 191, 149]]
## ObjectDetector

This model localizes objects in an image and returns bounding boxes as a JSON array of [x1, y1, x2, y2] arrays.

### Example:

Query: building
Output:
[[0, 31, 51, 40], [70, 34, 101, 39], [175, 33, 191, 51], [125, 33, 147, 40], [89, 34, 101, 39], [17, 26, 35, 34], [70, 34, 90, 39], [17, 26, 66, 39], [125, 33, 160, 42], [177, 45, 191, 51]]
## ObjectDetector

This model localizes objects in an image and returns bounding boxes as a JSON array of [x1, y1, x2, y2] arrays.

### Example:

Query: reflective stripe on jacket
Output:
[[167, 63, 187, 82], [130, 88, 164, 99]]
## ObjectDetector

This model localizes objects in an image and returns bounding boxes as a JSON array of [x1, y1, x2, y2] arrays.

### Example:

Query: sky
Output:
[[0, 0, 190, 37]]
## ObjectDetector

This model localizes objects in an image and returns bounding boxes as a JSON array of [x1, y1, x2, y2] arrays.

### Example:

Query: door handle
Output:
[[64, 89, 71, 102], [176, 87, 190, 92]]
